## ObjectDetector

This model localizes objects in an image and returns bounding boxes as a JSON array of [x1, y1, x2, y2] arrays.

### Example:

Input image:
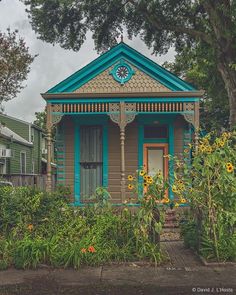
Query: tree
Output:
[[22, 0, 236, 128], [33, 108, 46, 130], [163, 42, 229, 131], [0, 28, 35, 109]]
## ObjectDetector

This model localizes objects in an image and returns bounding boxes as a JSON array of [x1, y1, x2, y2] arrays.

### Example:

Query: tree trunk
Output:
[[217, 57, 236, 129], [203, 0, 236, 129]]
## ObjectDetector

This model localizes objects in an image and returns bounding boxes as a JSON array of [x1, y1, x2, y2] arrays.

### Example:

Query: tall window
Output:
[[80, 126, 103, 200], [20, 151, 26, 174]]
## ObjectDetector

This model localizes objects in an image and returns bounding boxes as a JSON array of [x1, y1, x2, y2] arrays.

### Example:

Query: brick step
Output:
[[165, 215, 177, 222], [164, 209, 179, 229], [164, 222, 179, 228]]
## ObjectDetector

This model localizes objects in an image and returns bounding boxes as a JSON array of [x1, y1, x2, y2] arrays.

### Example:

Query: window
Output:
[[20, 151, 26, 174], [32, 160, 35, 174], [144, 125, 168, 139], [80, 126, 103, 200]]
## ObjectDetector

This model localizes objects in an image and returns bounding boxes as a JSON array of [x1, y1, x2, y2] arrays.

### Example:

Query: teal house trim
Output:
[[47, 42, 196, 94]]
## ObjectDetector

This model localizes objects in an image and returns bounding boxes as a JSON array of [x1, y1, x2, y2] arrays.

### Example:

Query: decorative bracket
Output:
[[109, 102, 137, 128], [182, 102, 195, 128], [51, 104, 63, 127]]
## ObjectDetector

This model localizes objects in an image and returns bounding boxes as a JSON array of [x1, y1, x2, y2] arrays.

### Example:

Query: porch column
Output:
[[120, 102, 126, 202], [109, 102, 136, 202], [46, 103, 52, 192]]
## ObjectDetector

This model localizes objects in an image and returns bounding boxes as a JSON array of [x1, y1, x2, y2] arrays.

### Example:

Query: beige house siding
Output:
[[174, 115, 187, 158], [64, 118, 75, 195], [74, 63, 171, 94]]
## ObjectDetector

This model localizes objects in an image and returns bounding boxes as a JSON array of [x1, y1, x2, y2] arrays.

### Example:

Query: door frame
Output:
[[143, 143, 169, 179]]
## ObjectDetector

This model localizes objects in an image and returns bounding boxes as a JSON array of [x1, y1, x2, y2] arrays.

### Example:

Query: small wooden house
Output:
[[42, 42, 202, 204]]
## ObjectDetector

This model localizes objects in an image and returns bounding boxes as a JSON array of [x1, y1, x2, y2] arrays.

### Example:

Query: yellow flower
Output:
[[147, 178, 153, 184], [206, 146, 213, 154], [219, 140, 225, 147], [143, 182, 148, 188], [199, 144, 206, 152], [180, 198, 187, 203], [143, 175, 148, 181], [139, 170, 145, 176], [174, 203, 180, 208], [128, 184, 134, 190], [163, 154, 171, 159], [127, 175, 134, 181], [226, 163, 234, 173], [163, 198, 170, 204], [172, 185, 178, 193]]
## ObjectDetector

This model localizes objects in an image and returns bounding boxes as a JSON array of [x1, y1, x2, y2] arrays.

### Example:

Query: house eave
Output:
[[41, 90, 204, 101]]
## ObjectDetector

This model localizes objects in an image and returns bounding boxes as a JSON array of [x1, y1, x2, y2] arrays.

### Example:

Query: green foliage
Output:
[[177, 131, 236, 261], [0, 28, 35, 107], [33, 108, 46, 131], [21, 0, 236, 128], [163, 43, 229, 131], [0, 186, 163, 269]]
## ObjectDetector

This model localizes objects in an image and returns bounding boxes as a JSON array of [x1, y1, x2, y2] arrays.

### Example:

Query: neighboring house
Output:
[[42, 42, 202, 204], [0, 114, 55, 178]]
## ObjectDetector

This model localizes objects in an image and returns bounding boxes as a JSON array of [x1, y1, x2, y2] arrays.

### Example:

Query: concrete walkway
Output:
[[0, 241, 235, 295]]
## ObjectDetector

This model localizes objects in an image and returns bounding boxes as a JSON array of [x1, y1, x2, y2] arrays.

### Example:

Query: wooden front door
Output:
[[143, 143, 168, 178], [80, 125, 103, 199]]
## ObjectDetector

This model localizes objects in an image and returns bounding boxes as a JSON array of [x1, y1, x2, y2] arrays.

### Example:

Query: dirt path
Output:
[[162, 240, 202, 269]]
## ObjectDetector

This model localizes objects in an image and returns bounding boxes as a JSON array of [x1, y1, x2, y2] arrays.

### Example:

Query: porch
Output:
[[44, 98, 200, 204]]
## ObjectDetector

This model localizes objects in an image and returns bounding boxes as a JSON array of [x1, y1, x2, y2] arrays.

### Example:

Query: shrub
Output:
[[177, 131, 236, 261], [0, 186, 164, 269]]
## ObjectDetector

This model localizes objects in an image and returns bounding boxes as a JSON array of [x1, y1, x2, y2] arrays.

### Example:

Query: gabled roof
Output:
[[0, 125, 32, 146], [46, 42, 196, 94]]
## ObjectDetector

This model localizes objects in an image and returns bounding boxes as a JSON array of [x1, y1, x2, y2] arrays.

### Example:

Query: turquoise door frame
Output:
[[73, 115, 108, 205], [137, 114, 175, 200]]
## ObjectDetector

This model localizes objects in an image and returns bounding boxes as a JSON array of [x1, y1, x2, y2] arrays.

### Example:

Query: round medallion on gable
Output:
[[110, 61, 135, 85]]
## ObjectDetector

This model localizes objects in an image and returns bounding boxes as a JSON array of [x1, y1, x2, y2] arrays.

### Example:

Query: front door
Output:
[[80, 125, 103, 200], [143, 143, 168, 178]]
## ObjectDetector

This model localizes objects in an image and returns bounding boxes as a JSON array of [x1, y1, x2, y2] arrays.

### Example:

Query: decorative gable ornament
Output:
[[110, 60, 135, 85]]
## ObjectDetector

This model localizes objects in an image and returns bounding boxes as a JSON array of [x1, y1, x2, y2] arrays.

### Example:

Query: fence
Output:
[[0, 174, 56, 191]]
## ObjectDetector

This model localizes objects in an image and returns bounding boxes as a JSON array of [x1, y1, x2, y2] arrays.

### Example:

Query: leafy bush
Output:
[[0, 186, 164, 269], [177, 131, 236, 261]]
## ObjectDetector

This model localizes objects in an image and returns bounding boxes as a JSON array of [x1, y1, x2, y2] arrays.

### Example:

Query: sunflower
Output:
[[128, 184, 134, 190], [143, 175, 148, 181], [226, 163, 234, 173], [143, 183, 148, 188], [127, 175, 134, 181], [219, 140, 225, 147], [139, 170, 145, 176], [180, 198, 187, 203], [163, 198, 170, 204], [172, 185, 178, 193], [147, 176, 153, 184]]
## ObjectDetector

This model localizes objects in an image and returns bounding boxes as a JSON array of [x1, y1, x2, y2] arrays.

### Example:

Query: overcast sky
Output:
[[0, 0, 175, 123]]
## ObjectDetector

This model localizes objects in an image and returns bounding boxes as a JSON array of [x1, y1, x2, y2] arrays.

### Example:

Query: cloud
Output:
[[0, 0, 175, 123]]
